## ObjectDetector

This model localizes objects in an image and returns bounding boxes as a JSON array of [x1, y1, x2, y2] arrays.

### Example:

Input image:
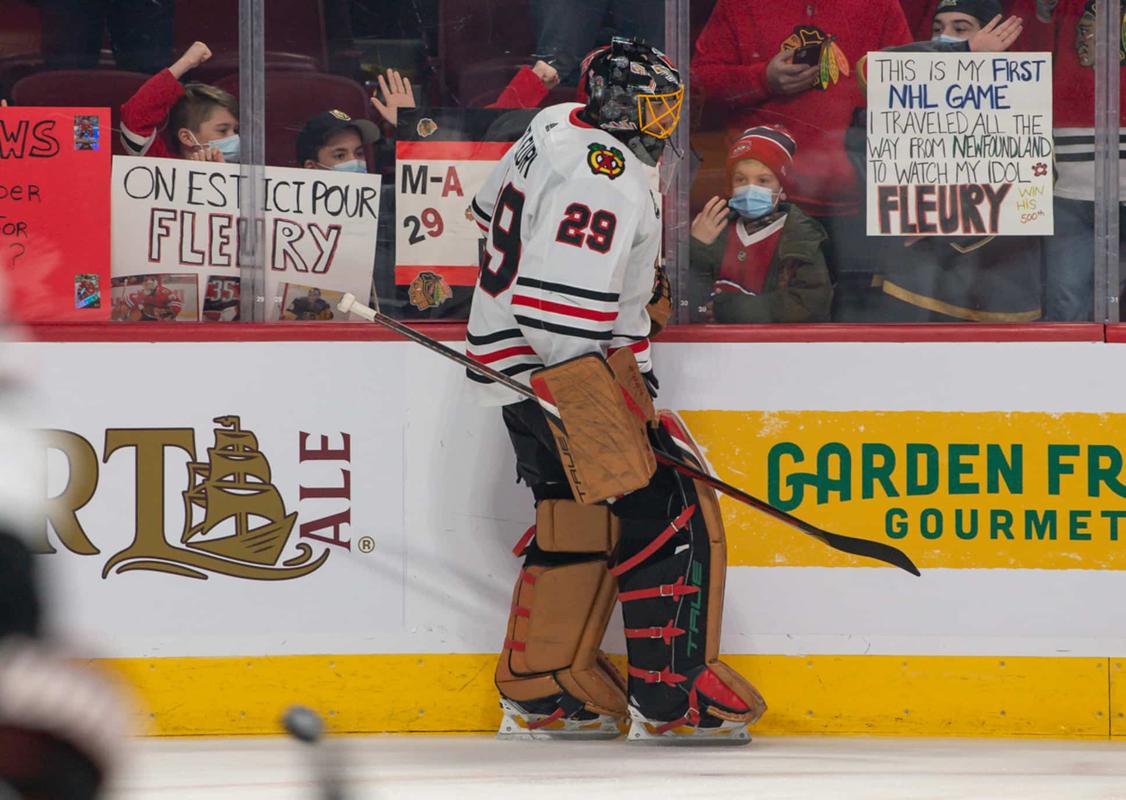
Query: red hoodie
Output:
[[119, 69, 184, 159], [693, 0, 912, 216]]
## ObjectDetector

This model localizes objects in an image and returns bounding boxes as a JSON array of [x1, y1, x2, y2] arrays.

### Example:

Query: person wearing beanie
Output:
[[932, 0, 1005, 38], [689, 126, 832, 323]]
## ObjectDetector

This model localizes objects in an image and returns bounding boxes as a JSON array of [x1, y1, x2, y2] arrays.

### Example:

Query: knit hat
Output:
[[933, 0, 1003, 26], [726, 126, 797, 182]]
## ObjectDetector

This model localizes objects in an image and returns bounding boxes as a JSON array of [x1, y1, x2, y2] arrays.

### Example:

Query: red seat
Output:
[[215, 71, 373, 168], [175, 0, 327, 81], [11, 69, 150, 155], [437, 0, 535, 106]]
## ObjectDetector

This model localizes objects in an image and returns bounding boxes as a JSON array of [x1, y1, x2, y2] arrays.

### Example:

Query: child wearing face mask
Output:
[[296, 110, 381, 173], [120, 41, 240, 162], [689, 126, 832, 323]]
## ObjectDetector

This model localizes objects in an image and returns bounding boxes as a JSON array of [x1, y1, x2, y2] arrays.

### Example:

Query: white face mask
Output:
[[186, 131, 241, 162], [317, 159, 367, 174], [933, 33, 968, 43]]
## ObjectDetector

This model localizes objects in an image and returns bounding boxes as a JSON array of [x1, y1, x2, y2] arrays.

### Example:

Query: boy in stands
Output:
[[120, 41, 240, 162], [689, 126, 832, 323], [296, 110, 381, 173]]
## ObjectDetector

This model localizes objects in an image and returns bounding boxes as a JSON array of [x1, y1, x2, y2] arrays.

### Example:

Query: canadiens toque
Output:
[[933, 0, 1003, 26], [726, 126, 797, 182]]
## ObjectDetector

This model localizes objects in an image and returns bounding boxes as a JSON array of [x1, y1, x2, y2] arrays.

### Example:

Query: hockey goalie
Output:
[[466, 37, 766, 743]]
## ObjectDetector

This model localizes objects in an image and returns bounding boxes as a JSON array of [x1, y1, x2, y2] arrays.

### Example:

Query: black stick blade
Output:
[[815, 530, 922, 576]]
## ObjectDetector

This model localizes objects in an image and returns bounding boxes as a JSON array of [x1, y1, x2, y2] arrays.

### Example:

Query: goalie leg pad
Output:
[[612, 413, 766, 743], [495, 501, 626, 738]]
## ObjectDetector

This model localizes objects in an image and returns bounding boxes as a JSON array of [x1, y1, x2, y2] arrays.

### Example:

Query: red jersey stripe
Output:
[[511, 295, 617, 322], [467, 345, 538, 364]]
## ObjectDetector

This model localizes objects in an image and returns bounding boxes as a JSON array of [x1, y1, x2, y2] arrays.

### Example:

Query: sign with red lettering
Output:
[[0, 106, 110, 321], [865, 52, 1053, 236], [110, 157, 380, 321]]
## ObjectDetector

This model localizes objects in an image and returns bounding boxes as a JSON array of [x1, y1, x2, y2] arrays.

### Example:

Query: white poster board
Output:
[[865, 52, 1053, 237], [111, 157, 380, 320], [394, 141, 512, 290]]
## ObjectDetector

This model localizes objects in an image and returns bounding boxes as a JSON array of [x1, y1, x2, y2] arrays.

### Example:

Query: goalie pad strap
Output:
[[609, 504, 695, 577], [530, 354, 656, 504]]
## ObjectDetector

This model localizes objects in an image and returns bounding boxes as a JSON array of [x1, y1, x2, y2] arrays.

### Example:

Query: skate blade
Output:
[[497, 699, 625, 741], [625, 709, 751, 746]]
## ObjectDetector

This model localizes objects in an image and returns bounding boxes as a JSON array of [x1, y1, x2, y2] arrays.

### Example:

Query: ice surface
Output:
[[110, 734, 1126, 799]]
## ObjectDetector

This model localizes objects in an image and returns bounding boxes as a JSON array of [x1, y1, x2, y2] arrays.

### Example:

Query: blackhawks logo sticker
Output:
[[588, 143, 625, 180], [408, 271, 453, 310]]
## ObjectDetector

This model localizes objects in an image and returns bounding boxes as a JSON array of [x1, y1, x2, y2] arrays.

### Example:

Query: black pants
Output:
[[39, 0, 174, 74]]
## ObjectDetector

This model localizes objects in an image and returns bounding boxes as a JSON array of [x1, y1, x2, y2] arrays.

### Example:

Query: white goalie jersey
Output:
[[465, 103, 662, 406]]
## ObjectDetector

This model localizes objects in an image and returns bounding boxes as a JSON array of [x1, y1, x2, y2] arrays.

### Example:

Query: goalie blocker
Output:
[[497, 352, 765, 742]]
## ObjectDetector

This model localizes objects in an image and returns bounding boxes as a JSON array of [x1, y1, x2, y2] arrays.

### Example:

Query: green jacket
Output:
[[689, 204, 832, 323]]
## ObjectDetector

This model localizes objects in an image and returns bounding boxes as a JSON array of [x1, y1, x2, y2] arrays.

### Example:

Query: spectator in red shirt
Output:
[[693, 0, 913, 315], [120, 42, 240, 162], [1010, 0, 1126, 320]]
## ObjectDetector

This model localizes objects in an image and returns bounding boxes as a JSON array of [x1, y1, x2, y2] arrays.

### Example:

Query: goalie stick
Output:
[[338, 293, 920, 577]]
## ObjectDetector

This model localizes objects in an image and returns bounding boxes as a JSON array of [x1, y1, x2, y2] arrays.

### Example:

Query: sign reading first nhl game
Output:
[[865, 52, 1053, 237]]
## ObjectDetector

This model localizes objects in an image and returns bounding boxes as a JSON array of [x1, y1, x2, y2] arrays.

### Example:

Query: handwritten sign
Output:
[[0, 106, 111, 320], [111, 157, 380, 320], [865, 53, 1053, 236]]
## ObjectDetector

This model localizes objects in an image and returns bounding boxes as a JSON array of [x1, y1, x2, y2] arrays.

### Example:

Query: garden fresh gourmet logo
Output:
[[680, 410, 1126, 571], [37, 416, 357, 580]]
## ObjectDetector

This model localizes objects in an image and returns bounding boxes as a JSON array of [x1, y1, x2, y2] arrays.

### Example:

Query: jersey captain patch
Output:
[[588, 143, 625, 180]]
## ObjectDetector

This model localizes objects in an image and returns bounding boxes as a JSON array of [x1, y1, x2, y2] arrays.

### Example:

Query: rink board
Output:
[[21, 334, 1126, 737]]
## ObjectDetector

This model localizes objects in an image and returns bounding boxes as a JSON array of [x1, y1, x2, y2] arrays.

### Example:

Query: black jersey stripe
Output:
[[516, 278, 620, 303], [471, 197, 493, 223], [466, 328, 523, 346], [515, 315, 614, 340], [466, 362, 539, 384]]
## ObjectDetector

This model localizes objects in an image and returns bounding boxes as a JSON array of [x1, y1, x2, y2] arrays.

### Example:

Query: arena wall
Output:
[[23, 323, 1126, 738]]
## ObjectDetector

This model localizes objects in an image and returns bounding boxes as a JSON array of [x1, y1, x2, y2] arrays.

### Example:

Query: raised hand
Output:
[[170, 41, 213, 79], [370, 68, 416, 127], [970, 15, 1024, 52], [691, 196, 731, 245]]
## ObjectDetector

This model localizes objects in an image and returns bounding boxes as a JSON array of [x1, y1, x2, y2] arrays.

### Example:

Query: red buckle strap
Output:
[[520, 570, 537, 585], [610, 505, 697, 578], [512, 525, 536, 557], [627, 665, 687, 685], [504, 638, 526, 652], [624, 620, 685, 646], [654, 687, 701, 735], [511, 604, 531, 618], [526, 707, 565, 730], [619, 576, 700, 603]]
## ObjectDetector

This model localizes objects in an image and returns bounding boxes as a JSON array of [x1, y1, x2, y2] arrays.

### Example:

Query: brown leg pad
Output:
[[534, 499, 619, 554], [496, 559, 626, 717]]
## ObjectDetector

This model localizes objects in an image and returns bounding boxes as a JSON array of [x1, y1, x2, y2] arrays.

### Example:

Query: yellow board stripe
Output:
[[98, 654, 1126, 739], [680, 410, 1126, 570]]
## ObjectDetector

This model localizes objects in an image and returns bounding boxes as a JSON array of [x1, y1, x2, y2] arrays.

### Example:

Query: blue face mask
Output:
[[933, 33, 967, 44], [728, 184, 779, 220], [209, 132, 241, 163], [321, 159, 367, 174]]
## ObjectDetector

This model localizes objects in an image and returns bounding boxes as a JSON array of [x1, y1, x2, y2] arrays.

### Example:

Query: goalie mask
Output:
[[579, 37, 684, 167]]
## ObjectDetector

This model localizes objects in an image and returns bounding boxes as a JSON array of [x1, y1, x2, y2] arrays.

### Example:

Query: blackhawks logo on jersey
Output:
[[781, 26, 849, 91], [588, 143, 625, 180]]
